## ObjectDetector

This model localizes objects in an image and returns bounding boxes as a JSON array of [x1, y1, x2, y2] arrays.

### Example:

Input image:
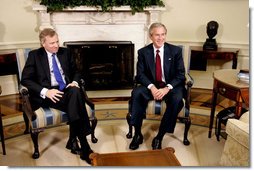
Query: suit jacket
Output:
[[136, 43, 186, 89], [21, 47, 81, 107]]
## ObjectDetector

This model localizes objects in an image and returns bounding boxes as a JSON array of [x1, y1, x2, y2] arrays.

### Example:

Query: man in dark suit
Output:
[[129, 23, 186, 150], [21, 28, 93, 164]]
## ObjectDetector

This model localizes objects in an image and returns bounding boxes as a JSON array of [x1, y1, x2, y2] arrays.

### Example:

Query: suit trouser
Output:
[[41, 86, 92, 136], [129, 85, 184, 133]]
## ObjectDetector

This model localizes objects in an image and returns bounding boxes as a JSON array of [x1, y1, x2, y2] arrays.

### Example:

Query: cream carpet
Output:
[[0, 119, 225, 167]]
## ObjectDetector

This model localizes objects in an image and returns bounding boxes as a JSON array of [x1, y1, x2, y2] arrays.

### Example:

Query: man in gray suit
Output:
[[129, 23, 186, 150], [21, 28, 93, 164]]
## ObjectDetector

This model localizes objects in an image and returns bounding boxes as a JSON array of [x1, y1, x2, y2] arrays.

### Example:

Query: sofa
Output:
[[220, 111, 249, 166]]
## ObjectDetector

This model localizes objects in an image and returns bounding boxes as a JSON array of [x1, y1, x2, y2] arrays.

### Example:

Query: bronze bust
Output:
[[203, 20, 219, 50]]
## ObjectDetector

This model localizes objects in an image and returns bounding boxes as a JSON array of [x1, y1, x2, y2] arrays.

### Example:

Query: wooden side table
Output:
[[89, 147, 181, 166], [208, 69, 249, 138], [189, 46, 239, 71], [0, 85, 6, 155]]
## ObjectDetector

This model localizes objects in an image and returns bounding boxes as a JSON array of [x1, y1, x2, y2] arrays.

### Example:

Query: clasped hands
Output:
[[150, 85, 170, 101], [46, 82, 80, 103]]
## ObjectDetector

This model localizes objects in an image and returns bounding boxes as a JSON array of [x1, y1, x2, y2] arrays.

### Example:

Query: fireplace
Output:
[[65, 41, 134, 90], [32, 4, 164, 91]]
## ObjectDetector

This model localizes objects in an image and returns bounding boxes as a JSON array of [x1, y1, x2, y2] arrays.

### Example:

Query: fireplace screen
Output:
[[65, 41, 134, 90]]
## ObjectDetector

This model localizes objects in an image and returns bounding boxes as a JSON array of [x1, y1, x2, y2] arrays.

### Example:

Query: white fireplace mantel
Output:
[[32, 4, 165, 44], [32, 4, 165, 78], [33, 4, 165, 29]]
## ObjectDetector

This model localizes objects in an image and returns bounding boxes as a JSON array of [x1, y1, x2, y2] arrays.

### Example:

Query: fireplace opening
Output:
[[64, 41, 134, 90]]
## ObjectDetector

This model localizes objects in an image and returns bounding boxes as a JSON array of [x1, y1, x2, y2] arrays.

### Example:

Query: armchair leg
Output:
[[23, 112, 30, 134], [183, 117, 191, 146], [90, 117, 98, 143], [126, 113, 133, 139], [30, 131, 40, 159]]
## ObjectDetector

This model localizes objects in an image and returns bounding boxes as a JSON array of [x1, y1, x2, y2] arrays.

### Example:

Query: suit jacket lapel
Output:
[[56, 52, 65, 72], [163, 44, 171, 80], [39, 49, 51, 82], [147, 45, 156, 80], [56, 49, 69, 83]]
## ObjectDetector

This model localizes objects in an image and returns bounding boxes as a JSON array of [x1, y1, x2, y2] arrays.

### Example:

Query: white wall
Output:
[[162, 0, 249, 44], [0, 0, 249, 44], [0, 0, 249, 95], [0, 0, 38, 43]]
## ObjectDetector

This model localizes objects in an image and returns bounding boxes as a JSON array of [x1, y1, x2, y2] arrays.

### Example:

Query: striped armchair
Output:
[[126, 73, 193, 145], [20, 79, 98, 159]]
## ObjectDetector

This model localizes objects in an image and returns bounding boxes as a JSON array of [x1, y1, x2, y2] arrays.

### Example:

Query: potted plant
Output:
[[36, 0, 165, 14]]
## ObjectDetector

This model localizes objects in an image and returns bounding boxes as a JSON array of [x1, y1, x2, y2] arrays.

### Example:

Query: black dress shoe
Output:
[[151, 137, 162, 150], [66, 138, 81, 154], [129, 134, 143, 150], [80, 149, 94, 164]]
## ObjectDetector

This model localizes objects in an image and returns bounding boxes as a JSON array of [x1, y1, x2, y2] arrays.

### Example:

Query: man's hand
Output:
[[150, 86, 170, 100], [66, 82, 80, 88], [46, 89, 64, 103]]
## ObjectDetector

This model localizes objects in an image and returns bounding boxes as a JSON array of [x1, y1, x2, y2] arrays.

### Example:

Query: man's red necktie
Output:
[[156, 50, 162, 82], [155, 50, 165, 88]]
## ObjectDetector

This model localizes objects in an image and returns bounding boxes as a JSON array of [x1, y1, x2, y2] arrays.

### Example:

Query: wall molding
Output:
[[0, 41, 40, 50], [0, 41, 249, 94], [0, 40, 249, 71], [0, 40, 248, 53]]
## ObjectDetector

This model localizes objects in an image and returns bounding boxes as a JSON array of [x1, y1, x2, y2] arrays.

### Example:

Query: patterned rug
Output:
[[1, 93, 225, 141], [2, 104, 213, 140]]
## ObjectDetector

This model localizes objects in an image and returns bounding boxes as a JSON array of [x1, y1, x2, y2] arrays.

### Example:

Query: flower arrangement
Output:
[[36, 0, 165, 14]]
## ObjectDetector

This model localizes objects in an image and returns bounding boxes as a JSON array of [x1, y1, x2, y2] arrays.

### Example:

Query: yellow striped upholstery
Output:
[[31, 104, 93, 129], [146, 99, 186, 117]]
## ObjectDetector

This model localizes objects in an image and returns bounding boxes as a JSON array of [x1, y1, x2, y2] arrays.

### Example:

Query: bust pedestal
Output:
[[203, 38, 217, 50]]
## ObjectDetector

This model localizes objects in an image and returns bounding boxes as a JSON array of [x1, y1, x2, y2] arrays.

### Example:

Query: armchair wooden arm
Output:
[[185, 73, 194, 114], [19, 85, 36, 122], [79, 79, 95, 112]]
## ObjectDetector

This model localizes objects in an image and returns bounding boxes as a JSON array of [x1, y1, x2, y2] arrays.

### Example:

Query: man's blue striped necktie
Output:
[[52, 53, 66, 91]]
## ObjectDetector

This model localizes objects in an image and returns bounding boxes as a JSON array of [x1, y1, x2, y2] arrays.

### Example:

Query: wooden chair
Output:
[[126, 73, 193, 145], [20, 79, 98, 159]]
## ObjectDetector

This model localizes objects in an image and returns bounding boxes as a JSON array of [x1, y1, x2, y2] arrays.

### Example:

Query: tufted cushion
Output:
[[146, 99, 186, 117], [31, 104, 93, 129]]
